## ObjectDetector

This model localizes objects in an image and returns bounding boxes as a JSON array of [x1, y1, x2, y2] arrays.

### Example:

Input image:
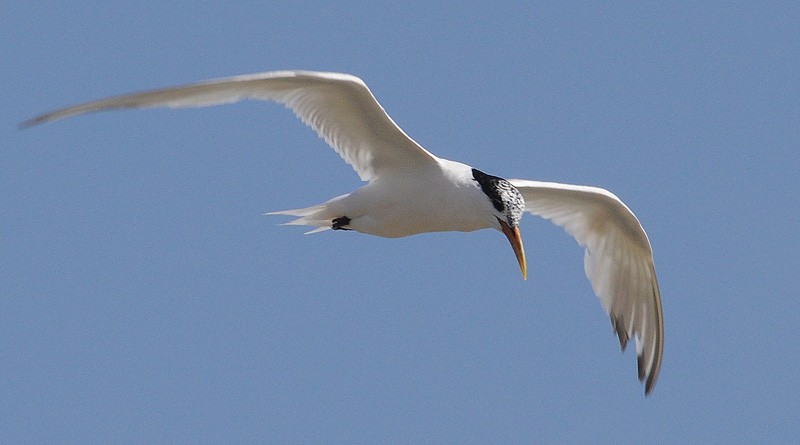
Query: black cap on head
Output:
[[472, 168, 525, 227]]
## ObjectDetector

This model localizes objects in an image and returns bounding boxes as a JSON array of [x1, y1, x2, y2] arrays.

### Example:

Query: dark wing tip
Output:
[[637, 353, 646, 382], [645, 379, 656, 396], [19, 116, 44, 130], [639, 351, 661, 396], [614, 315, 659, 396], [610, 315, 629, 351], [20, 108, 67, 129]]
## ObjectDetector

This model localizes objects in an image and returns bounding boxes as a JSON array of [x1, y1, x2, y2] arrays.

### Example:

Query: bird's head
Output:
[[472, 168, 527, 280]]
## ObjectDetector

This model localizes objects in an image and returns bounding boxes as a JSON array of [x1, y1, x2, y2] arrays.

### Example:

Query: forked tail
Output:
[[266, 202, 335, 234]]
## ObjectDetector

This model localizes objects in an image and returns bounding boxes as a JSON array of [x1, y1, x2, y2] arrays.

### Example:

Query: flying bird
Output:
[[22, 70, 664, 395]]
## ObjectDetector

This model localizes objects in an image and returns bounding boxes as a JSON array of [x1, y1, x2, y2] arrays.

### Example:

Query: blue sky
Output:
[[4, 2, 799, 442]]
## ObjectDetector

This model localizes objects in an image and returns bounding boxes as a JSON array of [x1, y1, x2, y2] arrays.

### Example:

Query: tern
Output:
[[22, 70, 664, 395]]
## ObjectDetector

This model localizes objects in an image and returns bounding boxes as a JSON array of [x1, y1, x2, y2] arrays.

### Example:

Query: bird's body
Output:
[[23, 70, 664, 395], [278, 159, 502, 237]]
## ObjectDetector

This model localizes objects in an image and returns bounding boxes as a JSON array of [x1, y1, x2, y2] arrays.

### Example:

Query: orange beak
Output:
[[499, 219, 527, 280]]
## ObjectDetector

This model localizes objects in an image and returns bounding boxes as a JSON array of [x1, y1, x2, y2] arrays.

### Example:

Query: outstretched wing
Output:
[[22, 71, 438, 181], [509, 179, 664, 395]]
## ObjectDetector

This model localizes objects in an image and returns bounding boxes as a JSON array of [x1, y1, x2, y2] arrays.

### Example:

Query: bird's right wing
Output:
[[509, 179, 664, 395], [22, 71, 439, 182]]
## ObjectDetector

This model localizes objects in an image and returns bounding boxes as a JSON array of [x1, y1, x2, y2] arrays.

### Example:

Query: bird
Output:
[[22, 70, 664, 395]]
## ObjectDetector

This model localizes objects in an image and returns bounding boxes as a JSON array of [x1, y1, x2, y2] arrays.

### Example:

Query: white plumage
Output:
[[23, 70, 664, 395]]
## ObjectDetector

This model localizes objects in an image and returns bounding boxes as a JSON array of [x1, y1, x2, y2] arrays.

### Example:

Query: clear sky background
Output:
[[3, 2, 799, 443]]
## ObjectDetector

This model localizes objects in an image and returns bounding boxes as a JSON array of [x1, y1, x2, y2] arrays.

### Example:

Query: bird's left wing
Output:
[[509, 179, 664, 395], [21, 71, 438, 181]]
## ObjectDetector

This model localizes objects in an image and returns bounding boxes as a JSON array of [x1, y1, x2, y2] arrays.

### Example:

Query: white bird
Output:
[[22, 70, 664, 395]]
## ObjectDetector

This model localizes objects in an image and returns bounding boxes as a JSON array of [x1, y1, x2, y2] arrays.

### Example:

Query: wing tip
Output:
[[611, 315, 629, 351], [638, 351, 661, 396], [614, 315, 661, 396], [645, 380, 656, 396], [637, 353, 646, 381], [19, 116, 46, 130]]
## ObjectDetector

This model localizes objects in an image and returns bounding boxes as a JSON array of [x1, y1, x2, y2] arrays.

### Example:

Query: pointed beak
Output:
[[499, 219, 527, 280]]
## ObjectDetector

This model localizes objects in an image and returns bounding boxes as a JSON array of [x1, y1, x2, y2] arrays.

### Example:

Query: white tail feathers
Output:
[[265, 203, 334, 235]]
